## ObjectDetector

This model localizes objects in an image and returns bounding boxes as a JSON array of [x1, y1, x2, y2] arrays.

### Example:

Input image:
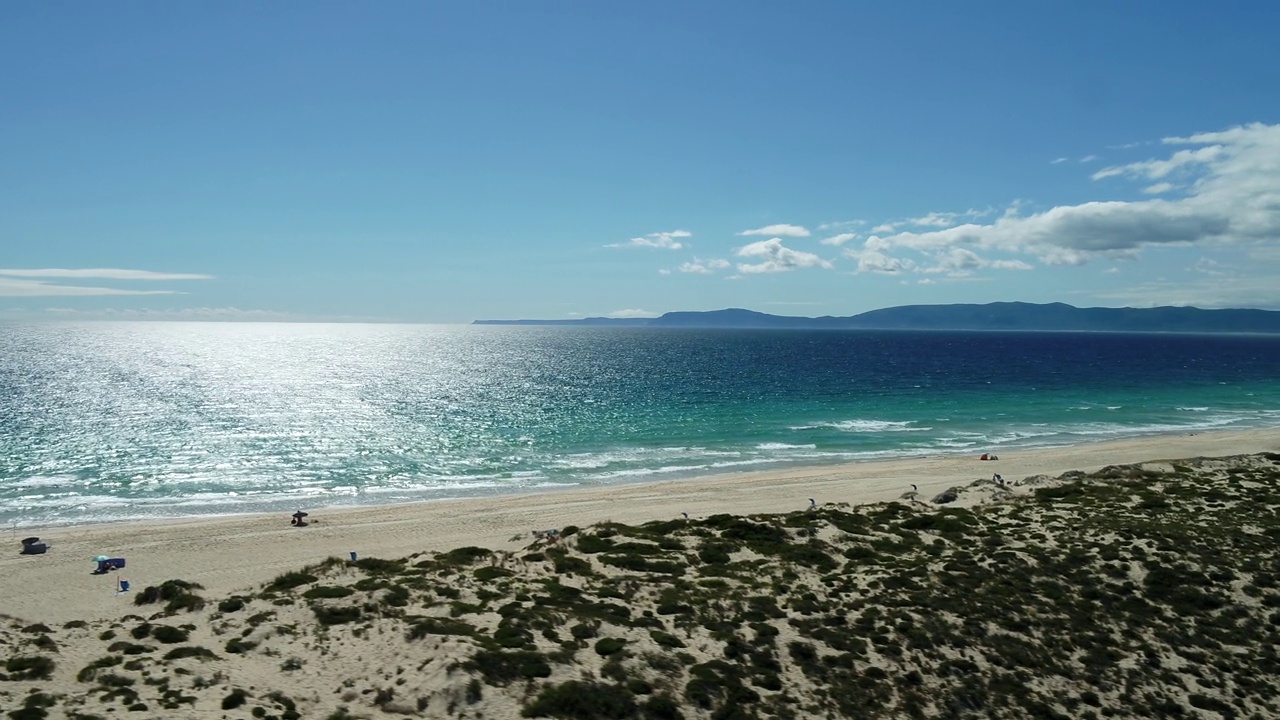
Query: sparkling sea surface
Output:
[[2, 322, 1279, 527]]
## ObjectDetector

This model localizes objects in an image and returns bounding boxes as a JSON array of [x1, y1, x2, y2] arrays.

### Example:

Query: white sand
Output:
[[3, 428, 1276, 625]]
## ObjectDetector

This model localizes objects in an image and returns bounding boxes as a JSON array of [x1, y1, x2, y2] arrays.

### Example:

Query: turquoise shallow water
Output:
[[2, 322, 1279, 527]]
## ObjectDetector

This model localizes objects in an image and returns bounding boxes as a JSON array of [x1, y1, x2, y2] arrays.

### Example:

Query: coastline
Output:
[[3, 427, 1277, 624]]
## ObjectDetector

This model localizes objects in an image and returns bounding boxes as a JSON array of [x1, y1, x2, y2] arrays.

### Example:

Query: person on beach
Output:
[[291, 511, 309, 527]]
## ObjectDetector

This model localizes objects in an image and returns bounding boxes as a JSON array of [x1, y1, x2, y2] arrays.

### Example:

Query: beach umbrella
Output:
[[93, 555, 110, 562]]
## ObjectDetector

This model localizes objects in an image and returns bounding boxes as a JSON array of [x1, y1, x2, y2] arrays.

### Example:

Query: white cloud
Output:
[[1192, 257, 1228, 276], [871, 223, 896, 234], [850, 241, 1032, 277], [608, 230, 691, 250], [856, 122, 1280, 272], [0, 278, 187, 297], [0, 267, 212, 297], [0, 268, 213, 280], [904, 208, 994, 229], [817, 220, 865, 232], [1094, 275, 1280, 310], [990, 259, 1034, 270], [677, 258, 731, 274], [1079, 154, 1099, 163], [1050, 157, 1068, 165], [926, 248, 984, 275], [1092, 144, 1224, 181], [820, 233, 858, 246], [1107, 141, 1149, 150], [845, 248, 916, 275], [607, 308, 660, 318], [737, 224, 811, 238], [29, 307, 308, 320], [735, 238, 832, 274], [1143, 182, 1174, 195], [910, 212, 957, 228]]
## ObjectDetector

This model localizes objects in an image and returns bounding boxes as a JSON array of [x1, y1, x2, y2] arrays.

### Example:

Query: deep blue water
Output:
[[2, 322, 1279, 526]]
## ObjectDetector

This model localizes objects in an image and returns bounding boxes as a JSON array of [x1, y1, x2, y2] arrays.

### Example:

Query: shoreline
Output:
[[3, 427, 1277, 624], [9, 423, 1276, 532]]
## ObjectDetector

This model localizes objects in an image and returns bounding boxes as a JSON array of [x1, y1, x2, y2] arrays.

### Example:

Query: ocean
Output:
[[3, 322, 1279, 527]]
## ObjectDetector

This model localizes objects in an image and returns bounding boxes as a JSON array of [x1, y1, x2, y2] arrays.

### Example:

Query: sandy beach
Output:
[[3, 428, 1277, 625]]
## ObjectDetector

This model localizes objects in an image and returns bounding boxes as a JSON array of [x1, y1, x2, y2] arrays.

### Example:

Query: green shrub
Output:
[[106, 641, 151, 655], [354, 557, 406, 574], [467, 650, 553, 685], [218, 596, 247, 613], [134, 579, 206, 613], [224, 638, 258, 654], [164, 646, 217, 661], [441, 546, 492, 565], [77, 655, 123, 682], [302, 585, 355, 599], [650, 631, 685, 648], [150, 625, 189, 644], [266, 571, 317, 592], [595, 637, 627, 656], [221, 689, 249, 710], [642, 694, 685, 719], [576, 535, 616, 554], [312, 605, 362, 625], [522, 680, 636, 719], [382, 584, 411, 607], [406, 617, 478, 640], [5, 655, 55, 680], [474, 566, 514, 581], [697, 543, 733, 565], [552, 554, 594, 575]]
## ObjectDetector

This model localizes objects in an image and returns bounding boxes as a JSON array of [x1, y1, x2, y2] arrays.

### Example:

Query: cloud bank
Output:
[[736, 238, 832, 274], [0, 268, 213, 280], [0, 268, 213, 297], [738, 224, 810, 238], [608, 230, 691, 250], [848, 122, 1280, 275]]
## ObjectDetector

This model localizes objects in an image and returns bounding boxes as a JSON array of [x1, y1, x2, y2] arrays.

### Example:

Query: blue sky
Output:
[[2, 2, 1279, 322]]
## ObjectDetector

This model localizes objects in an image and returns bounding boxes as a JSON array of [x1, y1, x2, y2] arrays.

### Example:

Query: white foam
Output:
[[793, 419, 928, 433], [9, 475, 77, 489]]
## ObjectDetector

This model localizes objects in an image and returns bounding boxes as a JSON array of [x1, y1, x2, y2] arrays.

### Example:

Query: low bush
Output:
[[313, 605, 362, 625], [164, 646, 216, 661], [266, 571, 318, 592], [406, 617, 478, 640], [221, 689, 249, 710], [151, 625, 189, 644], [522, 680, 636, 719], [134, 579, 206, 613], [5, 655, 55, 680], [595, 637, 627, 656], [302, 585, 355, 600], [467, 650, 553, 685], [441, 546, 492, 565]]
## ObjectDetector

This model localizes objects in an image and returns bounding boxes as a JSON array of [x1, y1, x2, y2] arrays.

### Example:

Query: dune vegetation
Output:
[[3, 453, 1280, 719]]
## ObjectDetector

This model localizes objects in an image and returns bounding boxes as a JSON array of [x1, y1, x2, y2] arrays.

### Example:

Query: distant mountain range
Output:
[[474, 302, 1280, 333]]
